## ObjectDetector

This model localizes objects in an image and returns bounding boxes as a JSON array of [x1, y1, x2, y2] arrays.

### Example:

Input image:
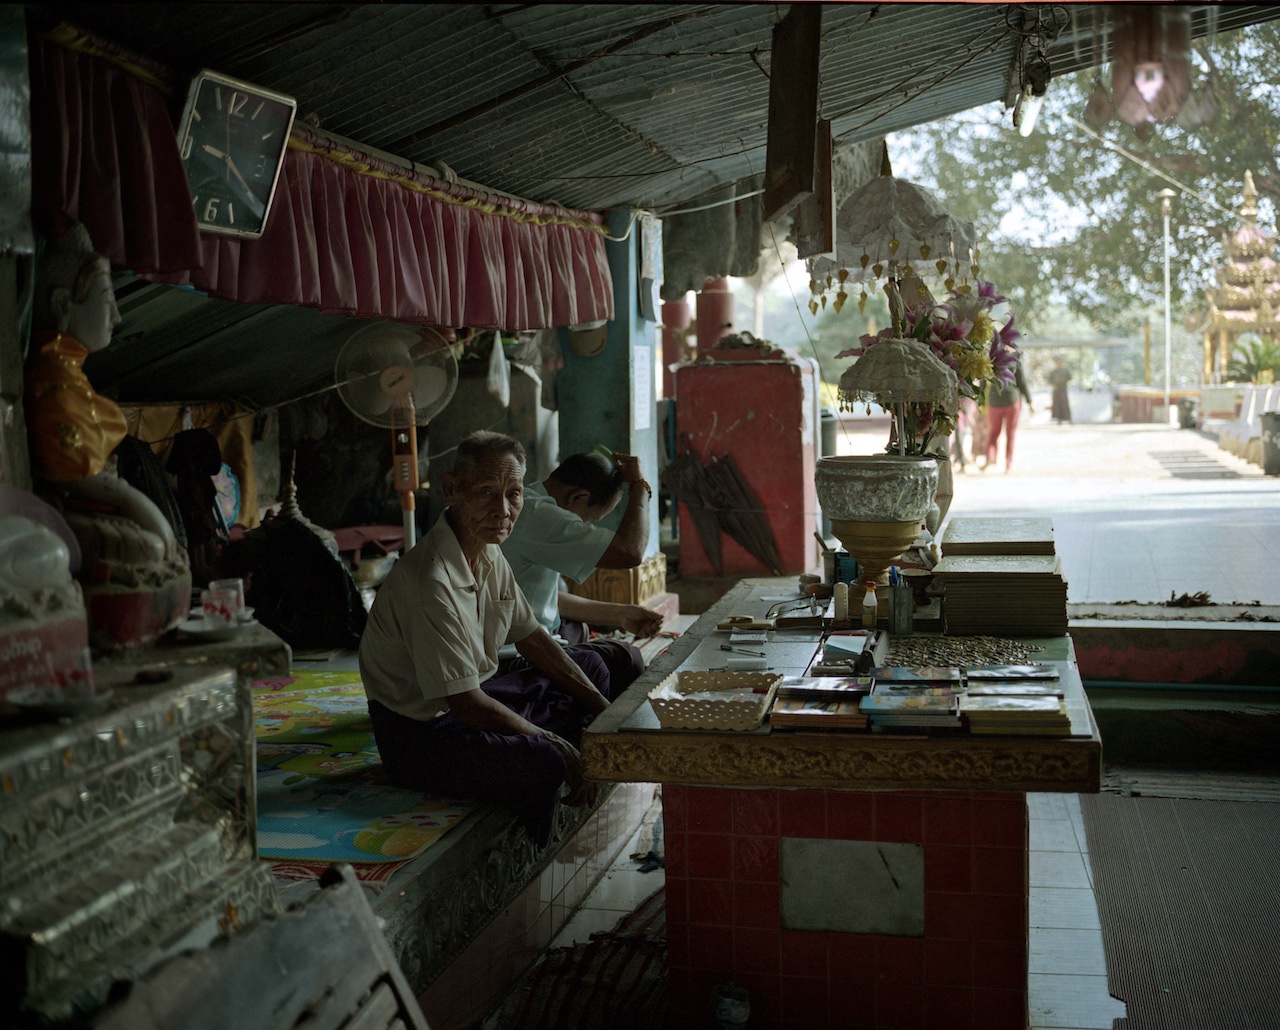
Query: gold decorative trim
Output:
[[583, 733, 1099, 793], [289, 129, 609, 235]]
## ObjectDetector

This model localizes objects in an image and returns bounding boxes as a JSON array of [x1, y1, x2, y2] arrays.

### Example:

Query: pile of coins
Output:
[[884, 634, 1044, 668]]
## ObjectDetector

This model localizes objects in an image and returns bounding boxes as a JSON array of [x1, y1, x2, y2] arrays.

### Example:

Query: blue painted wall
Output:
[[555, 210, 660, 559]]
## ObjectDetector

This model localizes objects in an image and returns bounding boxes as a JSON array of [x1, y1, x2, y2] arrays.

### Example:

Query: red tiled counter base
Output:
[[662, 784, 1028, 1030]]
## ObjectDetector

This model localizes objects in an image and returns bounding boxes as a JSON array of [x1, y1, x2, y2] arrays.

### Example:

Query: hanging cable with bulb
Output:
[[1007, 5, 1070, 137]]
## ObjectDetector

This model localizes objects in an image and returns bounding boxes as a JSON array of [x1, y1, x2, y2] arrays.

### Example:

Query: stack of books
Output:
[[958, 663, 1071, 736], [959, 694, 1071, 735], [931, 553, 1069, 636], [769, 676, 872, 730], [861, 667, 964, 731], [940, 516, 1056, 557]]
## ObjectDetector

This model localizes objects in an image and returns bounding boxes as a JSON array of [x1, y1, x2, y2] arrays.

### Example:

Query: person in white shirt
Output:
[[501, 450, 662, 694], [358, 431, 618, 847]]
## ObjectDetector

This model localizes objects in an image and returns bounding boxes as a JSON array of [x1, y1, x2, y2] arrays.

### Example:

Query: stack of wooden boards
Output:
[[934, 517, 1068, 636]]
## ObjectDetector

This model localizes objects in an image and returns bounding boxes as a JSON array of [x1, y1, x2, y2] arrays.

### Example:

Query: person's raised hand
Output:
[[613, 452, 642, 484]]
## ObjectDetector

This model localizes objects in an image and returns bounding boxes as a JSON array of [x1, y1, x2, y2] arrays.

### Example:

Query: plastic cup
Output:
[[201, 585, 238, 627], [208, 578, 245, 615]]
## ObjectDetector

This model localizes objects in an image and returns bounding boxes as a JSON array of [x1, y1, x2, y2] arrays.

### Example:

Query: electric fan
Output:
[[335, 322, 459, 549]]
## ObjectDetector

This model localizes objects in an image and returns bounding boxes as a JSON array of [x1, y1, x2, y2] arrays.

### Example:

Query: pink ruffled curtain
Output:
[[29, 28, 204, 275], [29, 25, 614, 329]]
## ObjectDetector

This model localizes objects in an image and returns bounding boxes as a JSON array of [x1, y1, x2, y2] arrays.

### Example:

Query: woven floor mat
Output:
[[485, 887, 667, 1030], [1080, 793, 1280, 1030]]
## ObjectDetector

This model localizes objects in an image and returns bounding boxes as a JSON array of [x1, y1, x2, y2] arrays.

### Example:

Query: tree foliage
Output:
[[1228, 335, 1280, 383], [889, 20, 1280, 337]]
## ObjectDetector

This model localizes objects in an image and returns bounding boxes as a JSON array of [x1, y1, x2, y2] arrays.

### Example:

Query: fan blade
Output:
[[411, 365, 450, 412], [340, 368, 394, 417], [336, 321, 458, 427]]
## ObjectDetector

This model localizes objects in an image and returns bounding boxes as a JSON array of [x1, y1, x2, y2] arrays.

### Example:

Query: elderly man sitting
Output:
[[358, 430, 621, 847]]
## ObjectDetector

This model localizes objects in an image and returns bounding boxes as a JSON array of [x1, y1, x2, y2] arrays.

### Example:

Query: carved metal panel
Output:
[[1, 656, 285, 1026], [376, 785, 615, 994]]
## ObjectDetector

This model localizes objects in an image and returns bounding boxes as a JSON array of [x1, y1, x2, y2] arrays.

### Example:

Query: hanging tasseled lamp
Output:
[[1110, 5, 1191, 129]]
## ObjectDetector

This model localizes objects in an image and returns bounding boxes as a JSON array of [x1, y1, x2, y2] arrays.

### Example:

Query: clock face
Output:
[[177, 70, 297, 239]]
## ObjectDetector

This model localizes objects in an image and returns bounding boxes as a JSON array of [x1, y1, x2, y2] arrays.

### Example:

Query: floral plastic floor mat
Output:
[[253, 671, 474, 869]]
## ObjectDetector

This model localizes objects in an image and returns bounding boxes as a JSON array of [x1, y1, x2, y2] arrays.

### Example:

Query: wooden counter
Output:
[[580, 576, 1103, 1030], [583, 577, 1102, 794]]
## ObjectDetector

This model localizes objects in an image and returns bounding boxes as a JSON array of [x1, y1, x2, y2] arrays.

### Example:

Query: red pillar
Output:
[[661, 298, 691, 399], [695, 276, 735, 357]]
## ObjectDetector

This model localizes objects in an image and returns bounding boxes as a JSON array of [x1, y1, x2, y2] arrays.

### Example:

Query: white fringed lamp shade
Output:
[[811, 174, 977, 285], [836, 335, 959, 412]]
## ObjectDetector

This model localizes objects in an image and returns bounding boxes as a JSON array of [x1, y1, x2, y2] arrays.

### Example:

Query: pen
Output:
[[720, 644, 767, 657], [709, 666, 775, 672]]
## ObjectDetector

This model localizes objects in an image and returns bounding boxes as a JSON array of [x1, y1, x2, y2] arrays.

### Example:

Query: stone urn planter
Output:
[[814, 454, 938, 585]]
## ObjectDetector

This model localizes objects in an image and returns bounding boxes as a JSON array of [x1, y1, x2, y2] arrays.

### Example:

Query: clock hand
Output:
[[220, 104, 264, 215], [204, 138, 253, 196], [221, 152, 266, 218], [223, 153, 254, 197]]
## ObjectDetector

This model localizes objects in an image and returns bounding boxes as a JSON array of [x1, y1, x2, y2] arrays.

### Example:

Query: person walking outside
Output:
[[984, 359, 1034, 472], [1049, 356, 1073, 423]]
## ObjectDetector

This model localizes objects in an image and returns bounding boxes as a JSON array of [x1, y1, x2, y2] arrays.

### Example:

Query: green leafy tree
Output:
[[1228, 334, 1280, 382], [890, 20, 1280, 336]]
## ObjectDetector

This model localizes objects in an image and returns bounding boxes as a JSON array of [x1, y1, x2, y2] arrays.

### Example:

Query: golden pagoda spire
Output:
[[1241, 170, 1258, 225]]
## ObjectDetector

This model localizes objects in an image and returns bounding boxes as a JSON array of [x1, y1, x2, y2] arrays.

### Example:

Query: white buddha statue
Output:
[[24, 223, 190, 649], [0, 499, 90, 701]]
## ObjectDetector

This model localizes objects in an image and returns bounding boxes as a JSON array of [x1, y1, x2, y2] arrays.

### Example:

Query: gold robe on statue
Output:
[[25, 331, 129, 481]]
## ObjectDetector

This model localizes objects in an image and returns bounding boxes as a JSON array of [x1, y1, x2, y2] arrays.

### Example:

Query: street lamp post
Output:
[[1158, 188, 1176, 423]]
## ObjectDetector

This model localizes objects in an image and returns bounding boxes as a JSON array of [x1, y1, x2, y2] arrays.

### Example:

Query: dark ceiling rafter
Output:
[[216, 5, 353, 69]]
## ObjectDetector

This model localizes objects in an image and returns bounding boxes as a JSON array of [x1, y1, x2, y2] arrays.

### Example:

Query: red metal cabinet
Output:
[[673, 358, 818, 576]]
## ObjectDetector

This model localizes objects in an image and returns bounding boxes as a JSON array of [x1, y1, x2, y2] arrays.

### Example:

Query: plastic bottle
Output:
[[861, 581, 877, 628]]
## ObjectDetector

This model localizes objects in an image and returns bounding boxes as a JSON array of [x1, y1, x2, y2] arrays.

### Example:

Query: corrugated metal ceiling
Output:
[[30, 2, 1280, 409], [43, 3, 1280, 215]]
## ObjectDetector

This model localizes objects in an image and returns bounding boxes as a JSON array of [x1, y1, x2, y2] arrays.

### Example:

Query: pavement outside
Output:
[[828, 385, 1280, 611]]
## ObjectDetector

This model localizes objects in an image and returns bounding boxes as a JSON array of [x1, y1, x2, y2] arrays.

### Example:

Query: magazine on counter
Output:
[[871, 666, 963, 686], [777, 676, 874, 701], [964, 664, 1059, 680], [964, 682, 1064, 697]]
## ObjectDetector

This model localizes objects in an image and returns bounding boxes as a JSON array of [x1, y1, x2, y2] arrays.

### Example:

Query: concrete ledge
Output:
[[1069, 615, 1280, 687], [1070, 608, 1280, 770], [1085, 685, 1280, 771], [409, 781, 654, 1030]]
